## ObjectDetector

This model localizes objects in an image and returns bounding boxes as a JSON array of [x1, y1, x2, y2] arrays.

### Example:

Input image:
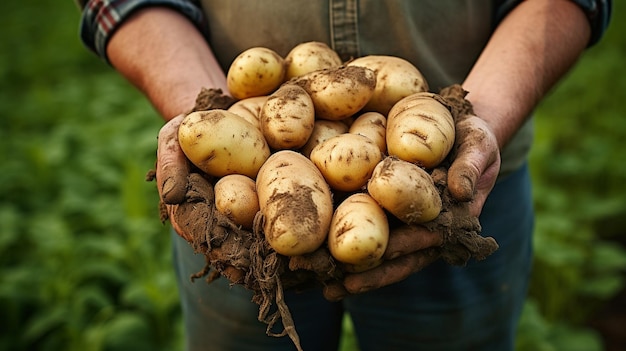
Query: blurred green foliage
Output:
[[515, 3, 626, 349], [0, 1, 624, 351], [0, 2, 181, 350]]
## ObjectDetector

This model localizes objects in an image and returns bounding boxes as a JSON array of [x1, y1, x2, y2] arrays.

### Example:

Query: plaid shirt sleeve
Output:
[[79, 0, 206, 63]]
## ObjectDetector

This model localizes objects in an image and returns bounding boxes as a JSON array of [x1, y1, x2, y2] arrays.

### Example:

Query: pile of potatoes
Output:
[[177, 42, 456, 273]]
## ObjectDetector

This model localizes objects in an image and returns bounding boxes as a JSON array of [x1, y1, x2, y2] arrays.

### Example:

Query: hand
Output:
[[155, 115, 193, 241], [321, 225, 444, 301], [320, 109, 502, 301], [154, 114, 249, 284], [447, 114, 501, 216]]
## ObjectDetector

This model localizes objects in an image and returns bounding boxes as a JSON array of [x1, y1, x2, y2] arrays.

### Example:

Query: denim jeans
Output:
[[172, 163, 534, 351]]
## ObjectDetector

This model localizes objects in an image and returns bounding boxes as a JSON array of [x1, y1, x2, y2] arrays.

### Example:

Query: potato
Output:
[[227, 95, 269, 130], [328, 193, 389, 272], [214, 174, 259, 229], [310, 133, 383, 192], [348, 55, 428, 115], [256, 150, 333, 256], [348, 111, 387, 154], [260, 84, 315, 150], [284, 41, 342, 80], [226, 47, 286, 99], [386, 92, 455, 169], [300, 120, 349, 158], [177, 110, 270, 178], [291, 65, 376, 121], [367, 157, 442, 224]]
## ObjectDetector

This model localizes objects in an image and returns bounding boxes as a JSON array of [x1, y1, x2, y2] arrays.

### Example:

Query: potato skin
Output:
[[386, 92, 455, 169], [348, 55, 428, 115], [284, 41, 342, 80], [214, 174, 259, 229], [310, 133, 383, 192], [367, 157, 442, 224], [256, 150, 333, 256], [349, 111, 387, 154], [260, 84, 315, 150], [227, 47, 286, 99], [300, 120, 349, 158], [291, 65, 376, 121], [177, 110, 270, 178], [328, 193, 389, 271], [227, 95, 268, 130]]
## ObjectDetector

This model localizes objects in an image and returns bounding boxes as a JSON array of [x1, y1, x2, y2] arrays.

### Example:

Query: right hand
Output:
[[155, 114, 193, 241]]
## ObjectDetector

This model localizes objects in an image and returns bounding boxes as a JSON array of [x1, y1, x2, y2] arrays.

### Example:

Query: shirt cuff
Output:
[[79, 0, 206, 64], [570, 0, 612, 46]]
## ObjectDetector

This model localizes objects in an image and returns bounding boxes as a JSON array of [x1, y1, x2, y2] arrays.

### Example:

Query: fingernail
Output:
[[162, 178, 174, 195]]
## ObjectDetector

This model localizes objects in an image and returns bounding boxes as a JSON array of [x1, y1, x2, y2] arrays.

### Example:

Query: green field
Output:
[[1, 2, 625, 350]]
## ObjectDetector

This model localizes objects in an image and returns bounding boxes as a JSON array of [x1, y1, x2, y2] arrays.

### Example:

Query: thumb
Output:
[[156, 114, 190, 205], [447, 116, 500, 216]]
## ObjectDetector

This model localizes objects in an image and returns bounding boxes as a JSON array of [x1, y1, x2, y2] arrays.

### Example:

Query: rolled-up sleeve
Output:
[[79, 0, 206, 63]]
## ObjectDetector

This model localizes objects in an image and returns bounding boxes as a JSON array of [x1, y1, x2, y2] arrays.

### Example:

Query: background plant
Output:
[[0, 2, 624, 351]]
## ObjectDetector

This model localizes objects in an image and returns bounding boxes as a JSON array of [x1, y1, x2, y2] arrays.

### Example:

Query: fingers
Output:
[[322, 281, 349, 302], [322, 227, 449, 300], [447, 116, 501, 216], [383, 225, 444, 260], [166, 203, 193, 242], [342, 249, 441, 294], [156, 114, 190, 204]]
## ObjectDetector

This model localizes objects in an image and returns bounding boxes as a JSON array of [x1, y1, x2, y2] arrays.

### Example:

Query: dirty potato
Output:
[[227, 95, 269, 130], [227, 47, 286, 99], [260, 84, 315, 150], [328, 193, 389, 272], [348, 111, 387, 154], [386, 92, 455, 169], [367, 157, 442, 224], [300, 120, 349, 158], [284, 41, 342, 80], [291, 65, 376, 121], [348, 55, 429, 115], [214, 174, 260, 229], [177, 110, 270, 178], [256, 150, 333, 256], [310, 133, 383, 192]]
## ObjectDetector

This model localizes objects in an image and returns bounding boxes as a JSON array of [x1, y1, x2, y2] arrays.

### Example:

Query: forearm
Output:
[[463, 0, 591, 149], [106, 7, 227, 121]]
